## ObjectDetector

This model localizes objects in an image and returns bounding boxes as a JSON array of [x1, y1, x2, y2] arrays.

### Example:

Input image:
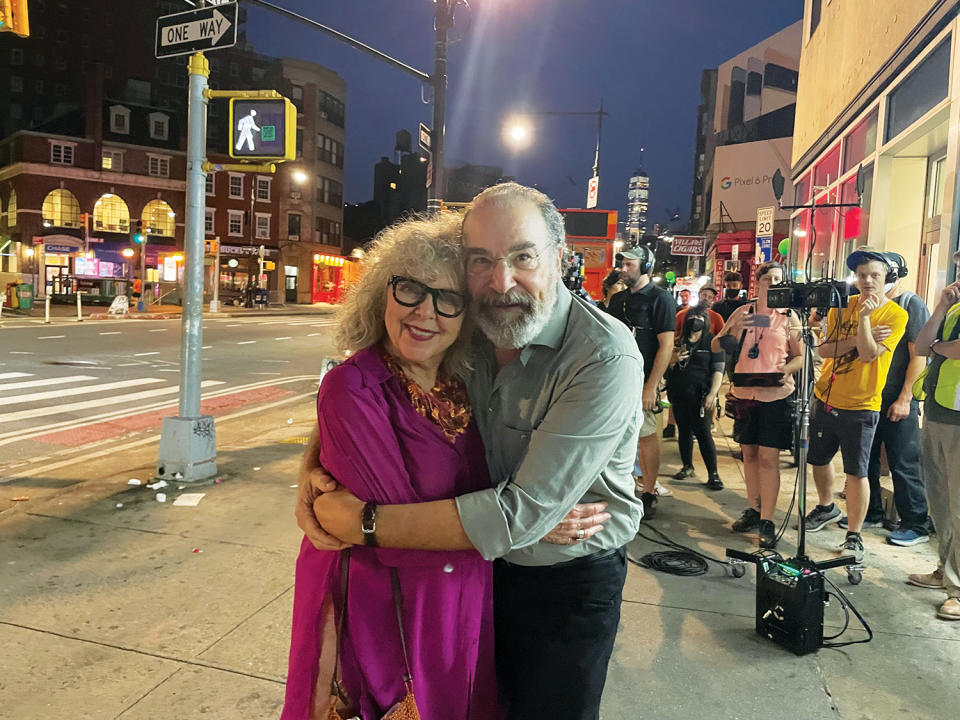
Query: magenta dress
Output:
[[282, 346, 499, 720]]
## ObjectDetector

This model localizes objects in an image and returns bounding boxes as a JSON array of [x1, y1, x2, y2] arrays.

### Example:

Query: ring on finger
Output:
[[577, 528, 585, 540]]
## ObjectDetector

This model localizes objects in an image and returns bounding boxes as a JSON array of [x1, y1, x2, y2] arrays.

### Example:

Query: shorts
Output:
[[732, 396, 794, 450], [807, 398, 879, 478], [638, 407, 657, 438]]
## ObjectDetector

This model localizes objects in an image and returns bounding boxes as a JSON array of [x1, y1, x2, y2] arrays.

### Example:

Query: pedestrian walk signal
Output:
[[229, 97, 296, 161], [0, 0, 30, 38]]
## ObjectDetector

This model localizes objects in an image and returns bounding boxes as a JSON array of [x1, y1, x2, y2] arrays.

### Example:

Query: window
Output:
[[34, 79, 44, 94], [317, 91, 345, 127], [315, 217, 342, 245], [143, 199, 176, 236], [794, 173, 810, 206], [256, 176, 272, 202], [886, 37, 952, 143], [230, 62, 239, 78], [10, 76, 23, 93], [11, 48, 23, 65], [7, 189, 18, 228], [813, 144, 840, 189], [288, 213, 301, 238], [149, 113, 169, 141], [34, 52, 44, 68], [929, 156, 946, 218], [10, 104, 22, 120], [205, 172, 215, 196], [809, 0, 821, 39], [255, 213, 271, 239], [317, 177, 343, 207], [101, 149, 124, 172], [50, 142, 75, 165], [842, 109, 878, 174], [316, 134, 343, 168], [93, 193, 131, 233], [292, 84, 304, 111], [205, 208, 215, 234], [148, 155, 171, 178], [229, 174, 243, 199], [55, 83, 66, 97], [41, 189, 82, 228], [228, 210, 243, 236], [110, 105, 130, 135], [56, 57, 67, 71], [296, 128, 303, 158]]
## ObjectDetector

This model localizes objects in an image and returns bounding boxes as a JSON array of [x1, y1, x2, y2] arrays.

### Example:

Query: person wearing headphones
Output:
[[849, 252, 934, 546], [804, 249, 909, 567], [606, 245, 678, 518]]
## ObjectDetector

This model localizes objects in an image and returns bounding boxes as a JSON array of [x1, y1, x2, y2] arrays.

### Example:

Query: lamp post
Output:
[[503, 101, 609, 205]]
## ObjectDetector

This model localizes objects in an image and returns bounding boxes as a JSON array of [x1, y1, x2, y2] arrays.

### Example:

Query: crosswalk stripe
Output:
[[0, 380, 225, 425], [0, 375, 97, 392], [0, 378, 166, 406], [0, 372, 31, 380]]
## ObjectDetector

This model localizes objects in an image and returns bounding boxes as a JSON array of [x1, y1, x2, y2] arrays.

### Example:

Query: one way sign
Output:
[[155, 2, 238, 59]]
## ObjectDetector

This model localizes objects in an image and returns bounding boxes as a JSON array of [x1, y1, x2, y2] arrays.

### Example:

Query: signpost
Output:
[[418, 122, 432, 154], [669, 235, 707, 257], [155, 2, 237, 58], [756, 205, 775, 263], [586, 176, 599, 209]]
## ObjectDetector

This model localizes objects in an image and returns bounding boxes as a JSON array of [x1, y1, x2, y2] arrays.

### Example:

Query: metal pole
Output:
[[210, 238, 221, 312], [592, 99, 603, 179], [138, 243, 146, 312], [76, 291, 82, 321], [155, 50, 217, 483], [428, 0, 453, 213], [44, 295, 50, 324]]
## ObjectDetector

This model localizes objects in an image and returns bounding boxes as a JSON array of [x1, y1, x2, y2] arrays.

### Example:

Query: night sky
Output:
[[246, 0, 802, 229]]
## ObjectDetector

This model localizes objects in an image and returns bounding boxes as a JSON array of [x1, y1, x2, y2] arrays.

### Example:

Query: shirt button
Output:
[[443, 563, 454, 573]]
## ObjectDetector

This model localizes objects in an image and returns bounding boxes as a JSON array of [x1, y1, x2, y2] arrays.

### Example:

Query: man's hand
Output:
[[887, 398, 911, 422], [641, 383, 658, 412], [542, 502, 611, 546], [312, 488, 365, 546], [295, 462, 349, 551], [859, 293, 881, 320], [872, 325, 892, 343], [938, 281, 960, 311]]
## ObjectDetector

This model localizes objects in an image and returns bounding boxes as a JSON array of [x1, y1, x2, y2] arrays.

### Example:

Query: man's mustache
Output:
[[477, 290, 535, 309]]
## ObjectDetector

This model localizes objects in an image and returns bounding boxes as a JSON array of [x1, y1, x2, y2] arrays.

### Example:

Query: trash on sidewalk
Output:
[[192, 548, 203, 553], [11, 496, 29, 502], [115, 503, 123, 508], [127, 478, 142, 486], [253, 466, 261, 471], [173, 493, 205, 507], [215, 477, 223, 484], [287, 418, 293, 424], [147, 480, 168, 490], [290, 484, 298, 488], [156, 493, 167, 503]]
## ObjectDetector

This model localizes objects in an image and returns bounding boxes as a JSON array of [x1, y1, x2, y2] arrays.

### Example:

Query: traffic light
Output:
[[130, 218, 146, 244], [229, 97, 297, 161], [0, 0, 30, 38]]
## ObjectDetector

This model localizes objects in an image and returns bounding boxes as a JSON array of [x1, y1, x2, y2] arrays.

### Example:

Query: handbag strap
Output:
[[329, 549, 351, 702], [390, 568, 415, 690]]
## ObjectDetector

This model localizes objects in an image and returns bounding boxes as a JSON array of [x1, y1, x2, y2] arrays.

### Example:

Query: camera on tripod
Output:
[[563, 251, 586, 293], [766, 280, 850, 312]]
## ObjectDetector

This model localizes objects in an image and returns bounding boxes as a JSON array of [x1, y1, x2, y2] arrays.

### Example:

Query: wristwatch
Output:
[[361, 502, 378, 547], [930, 338, 942, 355]]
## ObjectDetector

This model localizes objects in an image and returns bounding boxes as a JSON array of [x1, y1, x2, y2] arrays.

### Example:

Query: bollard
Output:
[[45, 295, 51, 324], [76, 292, 83, 322]]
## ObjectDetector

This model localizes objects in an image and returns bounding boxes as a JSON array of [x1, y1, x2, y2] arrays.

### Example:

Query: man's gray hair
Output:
[[463, 182, 566, 246]]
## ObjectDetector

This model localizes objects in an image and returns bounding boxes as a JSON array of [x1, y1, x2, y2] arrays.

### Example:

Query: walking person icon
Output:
[[235, 109, 260, 152]]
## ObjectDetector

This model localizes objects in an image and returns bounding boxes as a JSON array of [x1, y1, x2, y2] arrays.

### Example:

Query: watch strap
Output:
[[361, 502, 377, 547]]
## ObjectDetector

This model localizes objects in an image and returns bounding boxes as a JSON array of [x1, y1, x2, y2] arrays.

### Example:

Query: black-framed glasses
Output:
[[389, 275, 467, 318]]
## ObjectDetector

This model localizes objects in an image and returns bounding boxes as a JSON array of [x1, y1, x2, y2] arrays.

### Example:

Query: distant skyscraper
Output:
[[626, 165, 649, 241]]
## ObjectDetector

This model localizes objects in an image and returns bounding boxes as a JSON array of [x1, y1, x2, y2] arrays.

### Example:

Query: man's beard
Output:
[[471, 282, 557, 349]]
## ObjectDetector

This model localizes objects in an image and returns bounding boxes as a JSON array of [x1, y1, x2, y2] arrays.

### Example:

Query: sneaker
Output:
[[705, 472, 724, 491], [838, 534, 864, 564], [673, 465, 695, 480], [907, 568, 944, 589], [662, 424, 676, 439], [838, 516, 883, 530], [654, 480, 673, 497], [732, 507, 761, 533], [640, 492, 657, 520], [936, 597, 960, 621], [888, 528, 930, 547], [758, 519, 777, 549], [804, 503, 841, 532]]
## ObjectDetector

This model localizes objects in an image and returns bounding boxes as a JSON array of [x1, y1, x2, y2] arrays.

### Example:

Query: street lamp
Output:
[[292, 169, 308, 185]]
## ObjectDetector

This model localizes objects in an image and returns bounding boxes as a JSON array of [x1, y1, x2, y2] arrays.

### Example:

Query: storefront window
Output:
[[93, 193, 130, 233], [791, 211, 810, 281], [886, 37, 951, 143], [793, 173, 810, 206], [839, 165, 872, 262], [842, 108, 878, 174], [41, 188, 81, 228], [810, 189, 839, 279], [813, 144, 840, 189], [143, 199, 175, 237]]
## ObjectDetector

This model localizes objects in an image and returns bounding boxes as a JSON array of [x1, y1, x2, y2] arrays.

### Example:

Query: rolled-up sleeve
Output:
[[456, 353, 643, 560]]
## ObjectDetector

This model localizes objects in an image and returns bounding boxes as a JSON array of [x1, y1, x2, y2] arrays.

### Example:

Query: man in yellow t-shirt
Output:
[[804, 250, 909, 565]]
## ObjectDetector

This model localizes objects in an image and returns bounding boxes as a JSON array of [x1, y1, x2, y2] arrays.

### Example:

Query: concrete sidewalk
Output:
[[2, 301, 338, 321], [1, 401, 957, 719]]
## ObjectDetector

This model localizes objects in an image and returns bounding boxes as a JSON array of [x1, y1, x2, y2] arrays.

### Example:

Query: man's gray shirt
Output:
[[456, 284, 645, 565]]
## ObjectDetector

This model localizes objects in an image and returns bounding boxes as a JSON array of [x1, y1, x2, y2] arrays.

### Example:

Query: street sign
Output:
[[669, 235, 707, 256], [155, 2, 237, 59], [229, 97, 297, 160], [418, 122, 432, 153], [756, 205, 775, 262], [587, 176, 599, 209]]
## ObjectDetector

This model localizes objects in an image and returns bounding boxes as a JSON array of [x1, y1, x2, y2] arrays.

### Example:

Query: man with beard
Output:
[[606, 245, 678, 517], [300, 183, 644, 719]]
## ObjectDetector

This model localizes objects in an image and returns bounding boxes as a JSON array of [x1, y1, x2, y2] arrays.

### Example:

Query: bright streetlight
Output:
[[292, 169, 308, 185], [503, 116, 533, 150]]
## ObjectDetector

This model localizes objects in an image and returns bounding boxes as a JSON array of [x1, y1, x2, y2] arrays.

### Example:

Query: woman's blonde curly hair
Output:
[[335, 211, 474, 378]]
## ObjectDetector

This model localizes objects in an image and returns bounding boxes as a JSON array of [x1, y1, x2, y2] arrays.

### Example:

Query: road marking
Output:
[[0, 380, 224, 425], [226, 323, 242, 327], [9, 351, 33, 355], [0, 375, 97, 392], [149, 329, 168, 333], [307, 333, 322, 337], [0, 378, 166, 406], [261, 359, 290, 363], [99, 331, 122, 336], [134, 351, 160, 357], [237, 340, 256, 345], [0, 372, 31, 380], [36, 335, 66, 339], [117, 362, 142, 367], [252, 372, 282, 375], [202, 345, 212, 349], [274, 336, 292, 340]]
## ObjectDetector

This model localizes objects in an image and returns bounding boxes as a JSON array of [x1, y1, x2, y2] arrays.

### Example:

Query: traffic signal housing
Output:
[[229, 97, 296, 161], [0, 0, 30, 37], [130, 219, 146, 245]]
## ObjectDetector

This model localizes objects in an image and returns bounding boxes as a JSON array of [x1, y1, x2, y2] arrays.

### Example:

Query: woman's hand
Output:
[[311, 488, 365, 546], [295, 444, 350, 551], [542, 502, 611, 546]]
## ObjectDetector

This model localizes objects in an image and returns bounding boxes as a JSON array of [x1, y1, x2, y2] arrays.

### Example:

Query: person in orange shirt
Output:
[[675, 286, 724, 336], [803, 249, 909, 567]]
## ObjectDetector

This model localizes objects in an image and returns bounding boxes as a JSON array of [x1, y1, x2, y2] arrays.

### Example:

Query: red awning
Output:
[[713, 230, 787, 256]]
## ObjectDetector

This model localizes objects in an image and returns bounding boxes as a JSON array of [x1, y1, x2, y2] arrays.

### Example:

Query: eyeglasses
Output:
[[465, 246, 544, 277], [388, 275, 467, 318]]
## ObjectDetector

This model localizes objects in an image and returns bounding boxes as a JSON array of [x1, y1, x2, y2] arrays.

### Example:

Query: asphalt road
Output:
[[0, 315, 339, 478]]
